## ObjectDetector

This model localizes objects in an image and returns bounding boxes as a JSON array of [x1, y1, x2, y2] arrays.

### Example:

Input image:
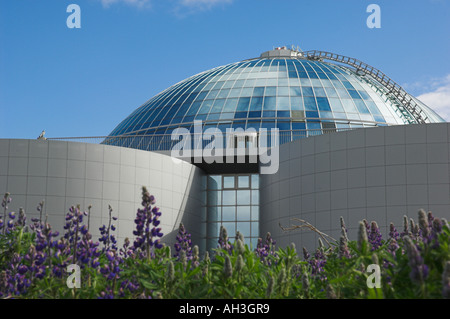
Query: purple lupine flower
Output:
[[1, 192, 11, 208], [16, 208, 26, 228], [358, 221, 369, 252], [36, 200, 44, 225], [410, 218, 420, 240], [340, 216, 348, 241], [339, 234, 351, 259], [77, 219, 102, 270], [400, 215, 410, 238], [418, 209, 430, 240], [404, 236, 429, 285], [1, 193, 11, 234], [224, 255, 233, 279], [131, 187, 164, 260], [119, 237, 134, 259], [255, 232, 277, 265], [99, 205, 118, 251], [218, 225, 233, 254], [384, 223, 399, 275], [389, 223, 399, 241], [174, 223, 193, 261], [17, 265, 28, 275], [255, 238, 268, 259], [368, 221, 383, 251], [1, 253, 32, 297], [432, 218, 443, 234], [338, 221, 351, 259], [442, 261, 450, 299], [303, 247, 310, 261], [308, 245, 327, 281], [191, 245, 200, 268], [426, 217, 444, 249], [100, 249, 122, 286]]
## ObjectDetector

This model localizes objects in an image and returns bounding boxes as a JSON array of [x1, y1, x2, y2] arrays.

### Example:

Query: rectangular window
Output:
[[205, 174, 260, 251]]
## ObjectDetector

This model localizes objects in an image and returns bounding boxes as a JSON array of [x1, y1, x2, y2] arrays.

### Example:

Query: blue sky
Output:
[[1, 0, 449, 139]]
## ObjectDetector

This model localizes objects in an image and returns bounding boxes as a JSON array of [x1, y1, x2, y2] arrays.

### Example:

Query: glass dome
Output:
[[105, 48, 445, 150]]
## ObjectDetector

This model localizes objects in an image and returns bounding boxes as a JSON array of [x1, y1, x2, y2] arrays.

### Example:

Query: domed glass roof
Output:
[[106, 48, 444, 150]]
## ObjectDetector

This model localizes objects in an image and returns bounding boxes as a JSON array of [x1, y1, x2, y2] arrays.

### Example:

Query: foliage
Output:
[[0, 190, 449, 299]]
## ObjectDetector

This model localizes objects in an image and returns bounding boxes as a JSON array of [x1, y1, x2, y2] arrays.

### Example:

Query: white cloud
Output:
[[99, 0, 151, 9], [178, 0, 233, 10], [173, 0, 233, 15], [98, 0, 232, 11], [416, 74, 450, 121]]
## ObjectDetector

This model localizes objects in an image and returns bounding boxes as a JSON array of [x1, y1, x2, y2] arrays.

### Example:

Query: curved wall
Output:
[[260, 123, 450, 251], [0, 139, 205, 249]]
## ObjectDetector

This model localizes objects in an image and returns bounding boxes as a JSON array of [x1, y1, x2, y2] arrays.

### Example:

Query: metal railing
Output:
[[46, 127, 355, 152], [303, 50, 429, 124]]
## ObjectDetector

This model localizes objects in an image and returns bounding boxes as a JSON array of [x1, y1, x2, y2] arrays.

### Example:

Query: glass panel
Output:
[[317, 97, 331, 112], [222, 190, 236, 205], [251, 206, 259, 221], [304, 97, 317, 111], [251, 190, 259, 205], [277, 86, 289, 96], [277, 96, 290, 110], [313, 87, 326, 97], [237, 222, 251, 238], [253, 87, 265, 96], [328, 98, 345, 113], [251, 175, 259, 189], [236, 190, 251, 205], [263, 97, 277, 111], [236, 206, 251, 221], [251, 221, 259, 237], [223, 176, 235, 188], [238, 175, 250, 188], [265, 86, 277, 96], [236, 97, 251, 112], [222, 222, 236, 239], [290, 87, 302, 96], [222, 206, 235, 221], [302, 86, 314, 96], [250, 238, 258, 250]]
